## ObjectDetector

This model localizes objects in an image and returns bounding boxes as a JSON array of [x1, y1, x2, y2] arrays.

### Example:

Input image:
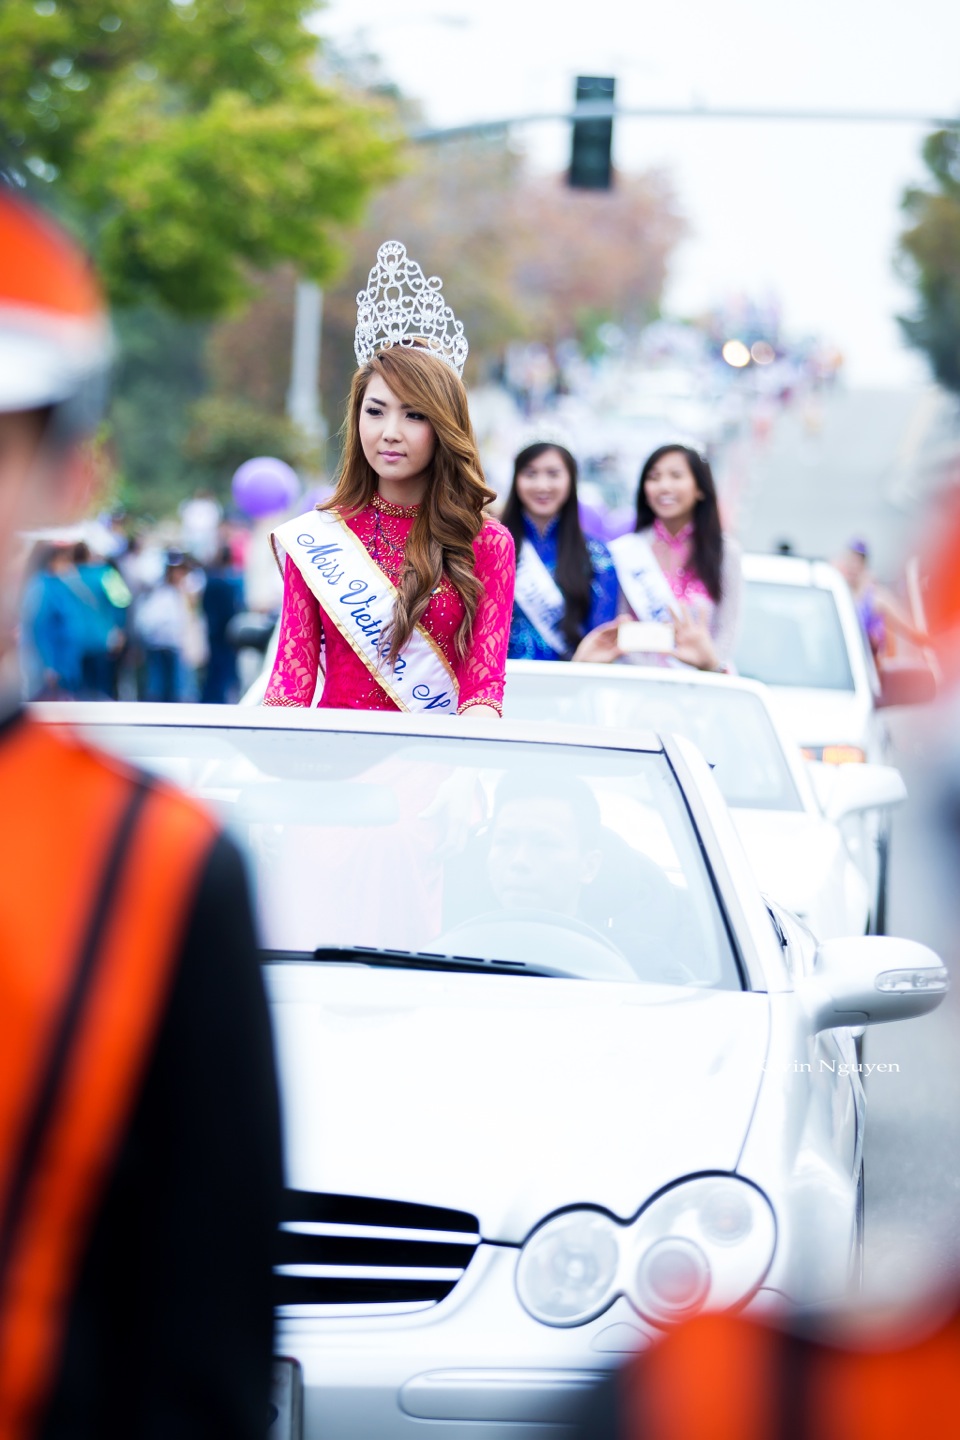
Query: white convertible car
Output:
[[35, 705, 947, 1440], [734, 552, 935, 931], [502, 661, 906, 939]]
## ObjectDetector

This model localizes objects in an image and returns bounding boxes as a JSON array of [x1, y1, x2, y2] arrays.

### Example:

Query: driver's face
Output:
[[487, 798, 600, 916]]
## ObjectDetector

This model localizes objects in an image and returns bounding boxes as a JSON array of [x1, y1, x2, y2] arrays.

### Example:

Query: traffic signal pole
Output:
[[412, 103, 960, 145]]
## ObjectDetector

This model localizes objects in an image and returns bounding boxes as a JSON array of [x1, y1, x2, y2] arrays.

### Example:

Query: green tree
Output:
[[0, 0, 401, 316], [183, 394, 321, 489], [0, 1, 402, 513], [899, 128, 960, 395], [108, 305, 209, 516]]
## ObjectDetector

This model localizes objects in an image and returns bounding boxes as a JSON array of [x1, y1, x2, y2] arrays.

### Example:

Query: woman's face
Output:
[[515, 448, 572, 524], [643, 451, 704, 528], [358, 376, 437, 492]]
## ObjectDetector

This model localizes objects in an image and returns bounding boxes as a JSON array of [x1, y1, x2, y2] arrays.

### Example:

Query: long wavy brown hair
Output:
[[322, 345, 495, 664]]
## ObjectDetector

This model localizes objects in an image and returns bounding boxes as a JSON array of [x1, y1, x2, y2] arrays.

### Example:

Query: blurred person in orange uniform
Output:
[[0, 188, 281, 1438], [572, 1298, 960, 1439], [922, 484, 960, 687]]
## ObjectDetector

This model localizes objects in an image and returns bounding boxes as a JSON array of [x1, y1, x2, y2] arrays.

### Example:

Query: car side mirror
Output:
[[820, 763, 907, 824], [800, 935, 947, 1030], [877, 662, 937, 709]]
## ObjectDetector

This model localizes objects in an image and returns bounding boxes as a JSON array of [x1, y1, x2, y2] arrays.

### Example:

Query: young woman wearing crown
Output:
[[263, 242, 516, 717]]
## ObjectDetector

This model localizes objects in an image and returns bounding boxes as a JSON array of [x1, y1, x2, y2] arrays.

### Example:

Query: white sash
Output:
[[608, 532, 682, 624], [271, 509, 459, 714], [514, 541, 568, 655]]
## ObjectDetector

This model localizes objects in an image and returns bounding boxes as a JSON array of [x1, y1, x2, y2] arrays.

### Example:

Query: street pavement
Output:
[[732, 384, 960, 1303], [731, 384, 957, 574], [862, 708, 960, 1301]]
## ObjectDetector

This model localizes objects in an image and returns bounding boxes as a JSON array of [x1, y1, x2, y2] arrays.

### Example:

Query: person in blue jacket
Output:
[[20, 544, 90, 698], [503, 441, 618, 661]]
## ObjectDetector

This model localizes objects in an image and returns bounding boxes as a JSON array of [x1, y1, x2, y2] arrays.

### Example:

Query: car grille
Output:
[[275, 1189, 481, 1317]]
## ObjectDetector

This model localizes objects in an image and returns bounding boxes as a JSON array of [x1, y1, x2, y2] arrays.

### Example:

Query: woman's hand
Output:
[[672, 605, 720, 671], [572, 617, 629, 664]]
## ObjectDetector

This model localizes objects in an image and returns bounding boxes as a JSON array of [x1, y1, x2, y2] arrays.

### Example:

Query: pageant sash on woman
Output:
[[608, 532, 682, 624], [513, 541, 568, 655], [271, 509, 460, 713]]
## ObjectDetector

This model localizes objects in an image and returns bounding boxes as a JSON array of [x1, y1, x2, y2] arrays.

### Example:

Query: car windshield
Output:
[[64, 724, 741, 990], [735, 581, 855, 691], [503, 676, 803, 812]]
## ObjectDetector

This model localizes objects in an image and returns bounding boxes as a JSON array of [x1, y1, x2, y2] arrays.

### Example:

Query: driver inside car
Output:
[[486, 773, 603, 917], [439, 770, 696, 985], [429, 769, 641, 981], [454, 771, 693, 984]]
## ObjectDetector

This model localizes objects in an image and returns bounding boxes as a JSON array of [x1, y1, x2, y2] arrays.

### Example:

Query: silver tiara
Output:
[[354, 240, 468, 378]]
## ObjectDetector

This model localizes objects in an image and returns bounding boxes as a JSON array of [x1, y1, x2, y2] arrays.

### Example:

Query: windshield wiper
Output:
[[263, 945, 563, 978]]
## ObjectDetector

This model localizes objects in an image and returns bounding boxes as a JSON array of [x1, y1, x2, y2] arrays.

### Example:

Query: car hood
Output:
[[762, 687, 872, 751], [266, 963, 770, 1242]]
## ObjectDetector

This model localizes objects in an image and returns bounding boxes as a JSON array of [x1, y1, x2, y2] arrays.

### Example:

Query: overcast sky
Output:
[[321, 0, 960, 387]]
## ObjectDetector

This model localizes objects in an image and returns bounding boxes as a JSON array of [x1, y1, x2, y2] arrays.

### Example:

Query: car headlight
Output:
[[517, 1178, 775, 1329], [634, 1237, 710, 1319], [631, 1177, 775, 1323], [515, 1210, 621, 1326]]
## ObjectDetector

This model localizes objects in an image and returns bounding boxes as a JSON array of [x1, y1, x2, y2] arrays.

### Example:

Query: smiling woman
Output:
[[263, 241, 516, 717], [501, 441, 619, 661], [575, 445, 742, 673]]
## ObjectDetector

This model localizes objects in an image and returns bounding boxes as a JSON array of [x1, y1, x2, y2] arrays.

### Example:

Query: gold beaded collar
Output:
[[370, 492, 421, 519]]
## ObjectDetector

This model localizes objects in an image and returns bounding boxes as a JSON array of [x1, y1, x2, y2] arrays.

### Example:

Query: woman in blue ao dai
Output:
[[502, 443, 618, 661]]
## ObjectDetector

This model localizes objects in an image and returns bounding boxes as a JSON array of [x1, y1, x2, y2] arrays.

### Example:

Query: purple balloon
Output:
[[604, 507, 636, 540], [231, 457, 300, 518], [578, 501, 608, 540]]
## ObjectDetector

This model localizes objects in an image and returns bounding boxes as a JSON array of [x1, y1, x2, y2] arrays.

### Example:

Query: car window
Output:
[[504, 678, 803, 812], [735, 581, 855, 691], [65, 725, 742, 991]]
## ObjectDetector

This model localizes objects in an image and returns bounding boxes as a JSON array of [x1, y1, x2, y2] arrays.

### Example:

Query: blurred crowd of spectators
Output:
[[19, 491, 264, 705]]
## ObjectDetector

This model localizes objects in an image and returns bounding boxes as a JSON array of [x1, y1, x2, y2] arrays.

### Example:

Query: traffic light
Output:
[[568, 76, 615, 190]]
